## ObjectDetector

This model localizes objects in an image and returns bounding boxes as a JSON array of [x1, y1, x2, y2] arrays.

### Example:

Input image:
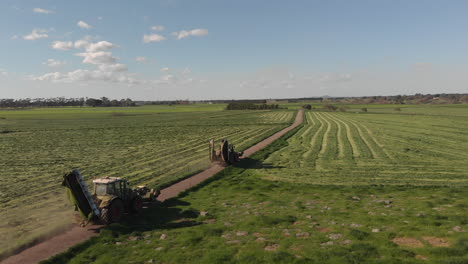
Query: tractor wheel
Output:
[[148, 188, 156, 201], [100, 199, 124, 225], [220, 140, 229, 163], [131, 196, 143, 214]]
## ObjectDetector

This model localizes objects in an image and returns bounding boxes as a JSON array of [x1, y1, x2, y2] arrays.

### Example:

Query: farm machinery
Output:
[[62, 140, 241, 225], [209, 139, 243, 164], [62, 170, 159, 225]]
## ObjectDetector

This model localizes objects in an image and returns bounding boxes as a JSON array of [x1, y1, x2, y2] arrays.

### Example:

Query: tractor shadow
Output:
[[106, 158, 282, 235], [233, 157, 286, 169], [105, 198, 201, 235]]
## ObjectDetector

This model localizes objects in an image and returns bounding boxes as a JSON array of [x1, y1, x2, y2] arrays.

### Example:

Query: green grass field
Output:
[[262, 109, 468, 186], [0, 105, 294, 259], [42, 104, 468, 264]]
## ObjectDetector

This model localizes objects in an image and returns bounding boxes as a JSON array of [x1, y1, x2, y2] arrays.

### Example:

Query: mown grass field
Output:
[[43, 104, 468, 264], [263, 107, 468, 186], [0, 105, 294, 259]]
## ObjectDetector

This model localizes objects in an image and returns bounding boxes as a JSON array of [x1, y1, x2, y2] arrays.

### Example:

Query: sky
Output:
[[1, 0, 467, 100]]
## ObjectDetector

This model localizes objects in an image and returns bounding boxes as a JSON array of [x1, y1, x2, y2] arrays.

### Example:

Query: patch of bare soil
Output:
[[290, 245, 304, 252], [264, 244, 280, 251], [392, 237, 424, 248], [422, 236, 451, 247], [316, 227, 332, 233]]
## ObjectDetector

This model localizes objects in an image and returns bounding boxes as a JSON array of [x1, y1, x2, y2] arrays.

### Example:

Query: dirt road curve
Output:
[[1, 109, 303, 264]]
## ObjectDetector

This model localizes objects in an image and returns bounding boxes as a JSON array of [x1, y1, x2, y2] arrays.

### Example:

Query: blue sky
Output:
[[1, 0, 467, 100]]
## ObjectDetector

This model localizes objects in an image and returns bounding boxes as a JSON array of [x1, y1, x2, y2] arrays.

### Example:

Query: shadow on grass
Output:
[[232, 158, 285, 170], [257, 162, 286, 169], [41, 199, 202, 264], [107, 199, 202, 235]]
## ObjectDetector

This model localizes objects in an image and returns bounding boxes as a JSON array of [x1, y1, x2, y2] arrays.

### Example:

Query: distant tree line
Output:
[[85, 97, 136, 107], [2, 93, 467, 108], [147, 100, 191, 106], [0, 97, 136, 108], [226, 103, 280, 110], [191, 93, 467, 105], [320, 93, 468, 105]]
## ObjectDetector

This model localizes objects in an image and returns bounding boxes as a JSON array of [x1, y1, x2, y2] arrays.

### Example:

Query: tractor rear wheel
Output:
[[131, 196, 143, 213], [100, 199, 124, 225]]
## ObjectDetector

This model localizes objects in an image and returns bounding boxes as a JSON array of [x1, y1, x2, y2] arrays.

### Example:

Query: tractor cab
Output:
[[93, 177, 129, 199], [90, 177, 139, 222]]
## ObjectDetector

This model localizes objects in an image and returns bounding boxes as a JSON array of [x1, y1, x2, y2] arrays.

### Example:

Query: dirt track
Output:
[[1, 109, 303, 264]]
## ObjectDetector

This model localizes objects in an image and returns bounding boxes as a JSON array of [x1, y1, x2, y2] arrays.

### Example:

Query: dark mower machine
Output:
[[209, 139, 243, 165], [62, 170, 159, 225]]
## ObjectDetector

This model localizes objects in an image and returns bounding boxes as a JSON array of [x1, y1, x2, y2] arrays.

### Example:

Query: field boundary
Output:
[[1, 109, 304, 264]]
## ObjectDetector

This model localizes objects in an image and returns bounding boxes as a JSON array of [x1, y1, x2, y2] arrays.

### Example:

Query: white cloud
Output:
[[33, 69, 139, 84], [135, 56, 147, 62], [161, 74, 175, 81], [51, 41, 74, 50], [152, 67, 199, 86], [51, 39, 114, 52], [171, 28, 208, 39], [43, 59, 66, 67], [76, 51, 117, 65], [23, 29, 49, 40], [154, 74, 178, 85], [74, 39, 89, 49], [34, 72, 64, 81], [190, 29, 209, 37], [77, 21, 92, 29], [73, 40, 117, 65], [143, 34, 166, 43], [97, 16, 103, 20], [36, 36, 144, 86], [10, 35, 18, 40], [86, 41, 114, 52], [151, 25, 165, 31], [33, 8, 54, 14], [98, 64, 127, 72], [0, 68, 7, 76]]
